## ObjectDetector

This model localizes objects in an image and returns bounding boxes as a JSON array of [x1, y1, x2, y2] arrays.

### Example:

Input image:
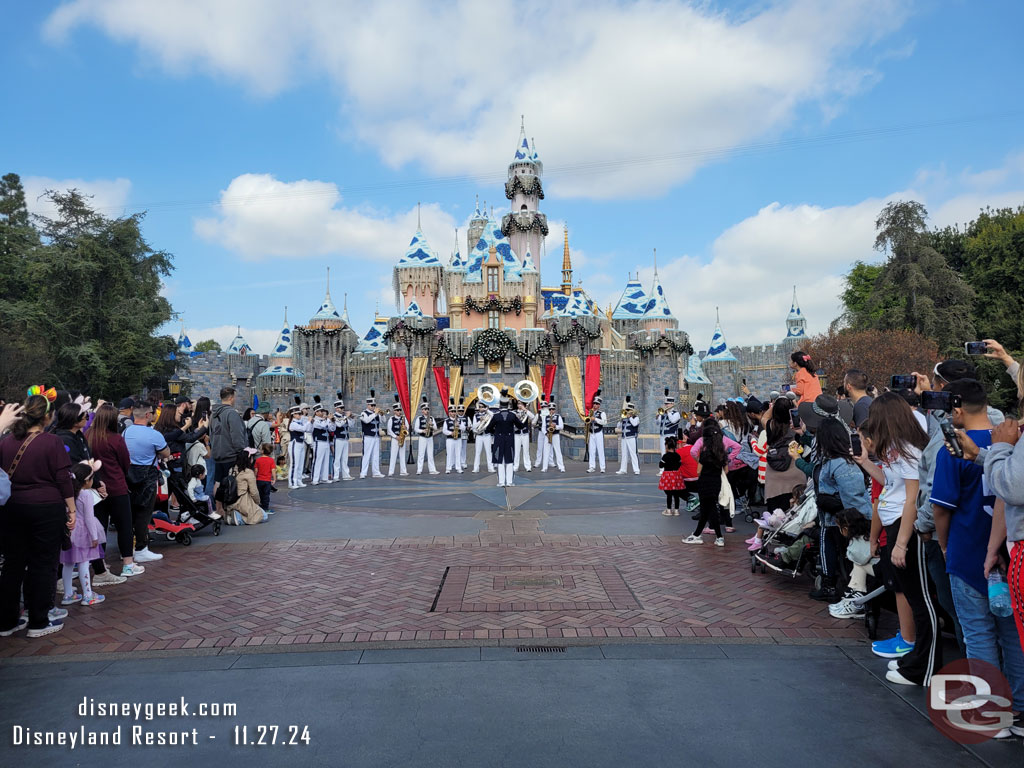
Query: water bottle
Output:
[[988, 571, 1013, 618]]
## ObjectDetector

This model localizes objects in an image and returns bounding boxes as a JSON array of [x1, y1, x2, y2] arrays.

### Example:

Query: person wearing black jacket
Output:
[[153, 399, 208, 465], [54, 402, 91, 464]]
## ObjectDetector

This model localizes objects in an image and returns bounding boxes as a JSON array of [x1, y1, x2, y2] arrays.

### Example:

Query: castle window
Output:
[[487, 266, 499, 292], [488, 310, 500, 329]]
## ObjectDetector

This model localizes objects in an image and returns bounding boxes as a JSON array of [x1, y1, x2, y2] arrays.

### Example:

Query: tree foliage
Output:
[[805, 329, 940, 394], [0, 174, 176, 400], [194, 339, 221, 354], [841, 200, 976, 354]]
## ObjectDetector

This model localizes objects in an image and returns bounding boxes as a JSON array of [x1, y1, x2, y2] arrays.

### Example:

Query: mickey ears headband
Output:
[[27, 385, 58, 411]]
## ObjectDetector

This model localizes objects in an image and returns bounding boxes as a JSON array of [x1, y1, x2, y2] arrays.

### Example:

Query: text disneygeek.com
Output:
[[10, 697, 312, 749]]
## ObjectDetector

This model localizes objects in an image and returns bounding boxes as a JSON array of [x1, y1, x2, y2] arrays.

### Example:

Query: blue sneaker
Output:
[[871, 632, 915, 659]]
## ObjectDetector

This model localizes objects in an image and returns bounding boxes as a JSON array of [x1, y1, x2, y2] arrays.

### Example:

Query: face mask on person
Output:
[[846, 536, 872, 566]]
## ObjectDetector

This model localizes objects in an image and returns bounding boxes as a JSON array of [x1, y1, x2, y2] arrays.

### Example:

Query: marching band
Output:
[[279, 382, 692, 487]]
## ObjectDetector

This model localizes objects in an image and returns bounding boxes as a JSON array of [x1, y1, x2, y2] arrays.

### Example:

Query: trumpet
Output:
[[621, 408, 631, 418], [657, 407, 665, 416]]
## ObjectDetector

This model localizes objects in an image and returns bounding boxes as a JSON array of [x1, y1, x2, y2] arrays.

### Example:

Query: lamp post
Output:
[[168, 373, 181, 397], [816, 368, 828, 393]]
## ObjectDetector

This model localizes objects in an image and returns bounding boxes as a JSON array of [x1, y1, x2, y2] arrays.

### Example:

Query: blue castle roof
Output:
[[704, 321, 738, 362], [612, 278, 651, 319], [398, 228, 440, 267], [354, 318, 389, 353], [644, 270, 674, 319], [269, 320, 293, 359], [257, 365, 303, 378], [685, 354, 711, 384]]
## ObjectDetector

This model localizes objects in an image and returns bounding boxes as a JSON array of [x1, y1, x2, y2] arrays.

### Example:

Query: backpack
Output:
[[217, 471, 240, 506], [765, 430, 793, 472], [246, 419, 259, 450]]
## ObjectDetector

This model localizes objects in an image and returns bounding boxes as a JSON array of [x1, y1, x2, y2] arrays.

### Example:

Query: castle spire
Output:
[[417, 201, 421, 229], [326, 266, 331, 298], [341, 293, 350, 325], [561, 225, 573, 295], [786, 284, 807, 339]]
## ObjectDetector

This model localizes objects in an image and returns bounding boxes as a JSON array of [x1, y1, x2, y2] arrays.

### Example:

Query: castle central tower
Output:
[[501, 118, 548, 276]]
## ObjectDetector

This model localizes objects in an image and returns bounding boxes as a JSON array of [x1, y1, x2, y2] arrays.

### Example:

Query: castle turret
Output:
[[256, 308, 304, 398], [701, 309, 741, 402], [785, 285, 807, 340], [309, 268, 343, 330], [393, 213, 442, 315], [560, 226, 572, 295], [640, 251, 676, 333], [501, 118, 548, 274]]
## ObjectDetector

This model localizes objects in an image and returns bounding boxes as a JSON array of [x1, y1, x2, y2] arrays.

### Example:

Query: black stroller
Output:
[[164, 468, 222, 542]]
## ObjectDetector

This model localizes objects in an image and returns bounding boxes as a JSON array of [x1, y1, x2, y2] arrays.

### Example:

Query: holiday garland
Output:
[[630, 335, 695, 355], [550, 320, 601, 345], [463, 295, 522, 316], [295, 326, 345, 338], [381, 320, 437, 342]]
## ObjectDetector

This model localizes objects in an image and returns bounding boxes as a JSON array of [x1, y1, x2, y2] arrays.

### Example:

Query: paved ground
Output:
[[1, 460, 1018, 762], [0, 465, 869, 657]]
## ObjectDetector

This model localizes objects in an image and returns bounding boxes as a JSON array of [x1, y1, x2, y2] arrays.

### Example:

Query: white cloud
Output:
[[44, 0, 911, 199], [634, 152, 1024, 351], [22, 176, 132, 219], [194, 173, 457, 262], [184, 325, 280, 357]]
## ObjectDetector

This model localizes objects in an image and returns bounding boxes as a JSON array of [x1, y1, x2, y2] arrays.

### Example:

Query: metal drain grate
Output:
[[515, 646, 566, 653]]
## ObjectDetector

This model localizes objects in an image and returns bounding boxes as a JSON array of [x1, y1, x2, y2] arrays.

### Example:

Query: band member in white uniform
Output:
[[616, 396, 640, 475], [414, 397, 440, 475], [310, 404, 333, 484], [331, 394, 353, 481], [456, 404, 469, 469], [472, 401, 494, 473], [443, 398, 463, 473], [513, 400, 536, 472], [586, 389, 608, 473], [657, 388, 681, 474], [540, 397, 565, 472], [287, 401, 312, 489], [486, 389, 521, 487], [534, 399, 547, 468], [386, 395, 409, 477], [359, 390, 385, 479]]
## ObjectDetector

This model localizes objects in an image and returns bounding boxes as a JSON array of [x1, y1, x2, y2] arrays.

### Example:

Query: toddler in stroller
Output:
[[752, 485, 821, 578]]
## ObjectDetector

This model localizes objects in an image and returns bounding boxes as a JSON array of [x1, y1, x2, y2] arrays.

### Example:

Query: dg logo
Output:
[[928, 658, 1014, 743]]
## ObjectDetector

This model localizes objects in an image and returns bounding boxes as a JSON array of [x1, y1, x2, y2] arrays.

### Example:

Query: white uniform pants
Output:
[[311, 441, 331, 484], [588, 433, 605, 471], [496, 463, 515, 487], [445, 439, 463, 472], [416, 436, 437, 473], [514, 433, 531, 471], [360, 436, 382, 478], [542, 436, 564, 471], [288, 441, 306, 487], [333, 439, 350, 480], [460, 437, 468, 467], [534, 433, 543, 467], [619, 437, 639, 474], [474, 435, 494, 472], [388, 438, 409, 476]]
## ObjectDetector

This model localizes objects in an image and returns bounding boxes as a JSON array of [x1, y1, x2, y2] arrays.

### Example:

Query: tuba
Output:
[[513, 379, 539, 406], [477, 383, 500, 408]]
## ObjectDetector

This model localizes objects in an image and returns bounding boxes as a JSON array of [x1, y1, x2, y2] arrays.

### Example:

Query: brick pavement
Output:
[[0, 527, 865, 658]]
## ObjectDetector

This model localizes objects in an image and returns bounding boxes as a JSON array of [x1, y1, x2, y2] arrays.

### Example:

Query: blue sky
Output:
[[3, 0, 1023, 355]]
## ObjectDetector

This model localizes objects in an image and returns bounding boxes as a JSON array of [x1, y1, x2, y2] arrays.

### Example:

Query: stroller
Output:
[[148, 458, 222, 546], [751, 487, 821, 578]]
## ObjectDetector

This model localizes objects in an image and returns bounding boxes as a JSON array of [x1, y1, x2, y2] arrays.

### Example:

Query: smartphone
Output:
[[790, 408, 801, 429], [920, 391, 962, 412], [782, 384, 791, 392], [965, 341, 988, 356], [850, 433, 862, 457], [940, 420, 963, 459], [742, 378, 747, 385], [891, 374, 916, 390]]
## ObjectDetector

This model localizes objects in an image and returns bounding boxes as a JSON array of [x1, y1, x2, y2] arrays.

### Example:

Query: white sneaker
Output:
[[887, 660, 900, 672], [92, 571, 127, 587], [615, 470, 626, 475], [715, 537, 725, 547], [885, 669, 918, 686], [429, 471, 439, 475], [134, 548, 163, 563], [48, 607, 68, 621], [828, 599, 865, 620], [121, 563, 145, 577], [586, 468, 596, 473], [682, 535, 703, 545]]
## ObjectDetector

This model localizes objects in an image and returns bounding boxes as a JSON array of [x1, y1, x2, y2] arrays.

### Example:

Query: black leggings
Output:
[[94, 494, 134, 566], [664, 491, 684, 510], [131, 498, 153, 552], [728, 466, 758, 503], [692, 493, 723, 537]]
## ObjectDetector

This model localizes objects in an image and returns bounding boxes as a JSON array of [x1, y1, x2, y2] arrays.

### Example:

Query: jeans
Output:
[[256, 480, 272, 511], [204, 457, 216, 497], [923, 538, 964, 652], [0, 502, 65, 630], [949, 575, 1024, 712]]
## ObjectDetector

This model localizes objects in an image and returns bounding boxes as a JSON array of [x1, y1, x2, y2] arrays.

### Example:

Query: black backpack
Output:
[[246, 420, 259, 449], [217, 471, 240, 506], [765, 430, 793, 472]]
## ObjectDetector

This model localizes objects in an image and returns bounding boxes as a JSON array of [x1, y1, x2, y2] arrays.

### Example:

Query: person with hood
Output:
[[210, 387, 247, 513]]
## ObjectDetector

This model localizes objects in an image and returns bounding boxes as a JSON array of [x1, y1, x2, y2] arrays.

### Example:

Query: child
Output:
[[275, 454, 288, 482], [61, 461, 108, 607], [185, 464, 220, 520], [658, 436, 685, 516], [254, 443, 276, 514], [683, 418, 730, 547], [828, 508, 877, 619]]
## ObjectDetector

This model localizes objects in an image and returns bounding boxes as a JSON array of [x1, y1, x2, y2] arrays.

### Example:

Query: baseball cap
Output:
[[174, 395, 191, 405], [117, 397, 135, 410]]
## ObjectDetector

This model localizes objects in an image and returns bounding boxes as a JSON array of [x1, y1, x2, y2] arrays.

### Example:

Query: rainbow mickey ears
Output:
[[27, 385, 58, 402]]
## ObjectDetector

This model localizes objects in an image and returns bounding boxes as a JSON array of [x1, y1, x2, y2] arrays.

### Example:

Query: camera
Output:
[[789, 408, 801, 429], [890, 374, 917, 391], [965, 341, 988, 356], [920, 391, 962, 412]]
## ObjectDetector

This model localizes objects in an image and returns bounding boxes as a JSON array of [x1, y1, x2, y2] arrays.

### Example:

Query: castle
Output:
[[173, 122, 810, 461]]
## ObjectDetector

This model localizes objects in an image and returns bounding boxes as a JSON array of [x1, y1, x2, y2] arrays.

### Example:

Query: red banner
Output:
[[389, 357, 411, 420], [542, 364, 557, 401], [584, 354, 601, 412], [433, 366, 450, 414]]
